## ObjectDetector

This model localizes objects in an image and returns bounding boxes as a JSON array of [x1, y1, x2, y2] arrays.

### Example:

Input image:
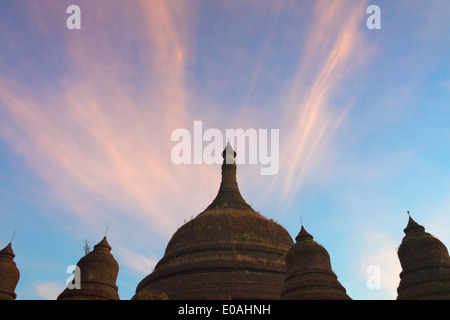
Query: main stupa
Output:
[[134, 142, 293, 300]]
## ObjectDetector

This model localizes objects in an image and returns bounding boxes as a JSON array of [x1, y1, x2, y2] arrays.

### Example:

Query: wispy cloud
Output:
[[0, 0, 211, 240], [116, 246, 157, 276], [0, 0, 373, 232], [276, 0, 370, 203]]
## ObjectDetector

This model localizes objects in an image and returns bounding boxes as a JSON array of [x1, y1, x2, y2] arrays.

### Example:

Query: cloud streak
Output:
[[277, 0, 370, 203], [0, 1, 211, 241], [0, 0, 373, 233]]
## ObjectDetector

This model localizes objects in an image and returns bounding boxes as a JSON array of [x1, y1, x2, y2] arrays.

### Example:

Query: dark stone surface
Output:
[[134, 144, 293, 300], [397, 217, 450, 300], [281, 226, 351, 300], [57, 236, 120, 300], [0, 243, 20, 300]]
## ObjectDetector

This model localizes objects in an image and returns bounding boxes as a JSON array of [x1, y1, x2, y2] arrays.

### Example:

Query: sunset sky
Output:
[[1, 0, 450, 300]]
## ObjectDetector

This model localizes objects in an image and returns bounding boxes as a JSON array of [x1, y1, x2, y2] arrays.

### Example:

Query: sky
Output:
[[0, 0, 449, 300]]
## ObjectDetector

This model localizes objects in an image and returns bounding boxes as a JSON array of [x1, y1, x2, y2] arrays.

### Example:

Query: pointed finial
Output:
[[94, 236, 112, 251], [403, 211, 425, 234], [300, 215, 303, 227], [105, 226, 109, 237], [295, 225, 313, 242], [222, 140, 237, 164], [0, 242, 15, 259], [10, 231, 16, 244]]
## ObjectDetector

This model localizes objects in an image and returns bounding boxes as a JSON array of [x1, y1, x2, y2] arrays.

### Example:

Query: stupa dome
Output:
[[57, 236, 120, 300], [281, 225, 351, 300], [134, 143, 293, 300], [0, 243, 20, 300], [397, 215, 450, 300]]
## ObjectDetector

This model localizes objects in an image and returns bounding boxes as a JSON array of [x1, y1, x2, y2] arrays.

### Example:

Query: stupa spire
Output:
[[0, 243, 15, 259], [206, 142, 251, 210], [402, 211, 424, 234], [295, 225, 313, 242]]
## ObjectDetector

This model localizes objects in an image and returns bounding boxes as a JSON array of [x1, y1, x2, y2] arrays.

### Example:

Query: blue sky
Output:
[[0, 0, 449, 300]]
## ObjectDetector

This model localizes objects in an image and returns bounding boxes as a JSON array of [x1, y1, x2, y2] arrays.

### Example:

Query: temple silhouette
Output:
[[1, 143, 450, 300]]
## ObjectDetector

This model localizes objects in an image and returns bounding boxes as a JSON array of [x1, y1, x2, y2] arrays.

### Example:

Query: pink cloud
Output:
[[275, 0, 371, 204], [0, 1, 215, 240], [0, 0, 373, 239]]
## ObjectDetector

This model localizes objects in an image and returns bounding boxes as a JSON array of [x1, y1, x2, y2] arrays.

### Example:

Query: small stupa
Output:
[[0, 242, 20, 300], [57, 236, 120, 300], [396, 213, 450, 300], [281, 224, 351, 300]]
